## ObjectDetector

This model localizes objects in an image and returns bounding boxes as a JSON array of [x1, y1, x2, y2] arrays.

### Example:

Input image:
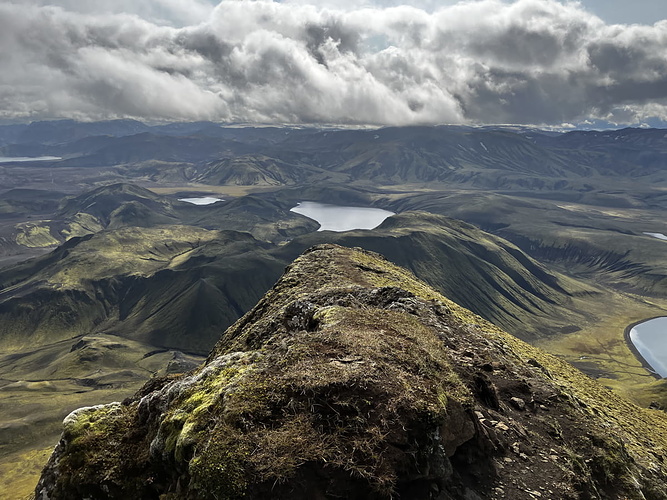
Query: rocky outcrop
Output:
[[36, 245, 667, 499]]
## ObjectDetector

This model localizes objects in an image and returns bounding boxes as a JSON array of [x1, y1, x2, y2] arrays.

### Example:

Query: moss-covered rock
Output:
[[36, 245, 667, 499]]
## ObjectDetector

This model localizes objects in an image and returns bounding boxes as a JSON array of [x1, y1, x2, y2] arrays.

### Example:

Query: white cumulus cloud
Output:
[[0, 0, 666, 125]]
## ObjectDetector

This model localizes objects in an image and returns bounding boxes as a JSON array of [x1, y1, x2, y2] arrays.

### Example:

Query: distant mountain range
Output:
[[1, 122, 665, 190]]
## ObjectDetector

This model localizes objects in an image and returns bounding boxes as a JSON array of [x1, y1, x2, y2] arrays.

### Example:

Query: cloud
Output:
[[18, 0, 217, 26], [0, 0, 666, 125]]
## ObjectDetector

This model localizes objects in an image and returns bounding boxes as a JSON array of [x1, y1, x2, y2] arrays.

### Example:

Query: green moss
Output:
[[435, 386, 449, 411], [156, 360, 254, 464], [189, 430, 251, 500], [349, 251, 443, 303], [58, 402, 141, 486], [160, 410, 189, 457], [62, 403, 124, 444], [194, 291, 474, 495], [312, 304, 346, 324]]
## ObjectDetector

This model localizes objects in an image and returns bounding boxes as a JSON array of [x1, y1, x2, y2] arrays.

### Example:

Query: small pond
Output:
[[290, 201, 394, 232], [628, 317, 667, 377]]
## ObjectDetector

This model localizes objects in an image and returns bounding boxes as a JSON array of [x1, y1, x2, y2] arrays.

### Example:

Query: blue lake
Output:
[[290, 201, 394, 232], [629, 317, 667, 377]]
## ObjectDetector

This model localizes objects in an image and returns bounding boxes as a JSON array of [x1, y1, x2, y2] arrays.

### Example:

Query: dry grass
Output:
[[0, 447, 52, 500], [148, 184, 282, 197]]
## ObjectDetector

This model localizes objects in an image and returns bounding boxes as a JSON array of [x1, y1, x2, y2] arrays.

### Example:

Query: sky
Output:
[[1, 0, 666, 127]]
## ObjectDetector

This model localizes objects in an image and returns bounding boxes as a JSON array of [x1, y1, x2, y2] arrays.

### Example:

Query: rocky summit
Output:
[[36, 245, 667, 499]]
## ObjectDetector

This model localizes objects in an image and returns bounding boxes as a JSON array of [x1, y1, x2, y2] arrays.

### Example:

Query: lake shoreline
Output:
[[624, 316, 667, 380]]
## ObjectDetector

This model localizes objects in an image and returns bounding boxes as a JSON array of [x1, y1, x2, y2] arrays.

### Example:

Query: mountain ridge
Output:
[[35, 244, 667, 499]]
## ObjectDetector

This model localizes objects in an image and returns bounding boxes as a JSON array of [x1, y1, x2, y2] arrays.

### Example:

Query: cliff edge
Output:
[[36, 244, 667, 499]]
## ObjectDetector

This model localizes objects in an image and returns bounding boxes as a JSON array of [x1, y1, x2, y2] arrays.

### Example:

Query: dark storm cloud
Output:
[[1, 0, 666, 125]]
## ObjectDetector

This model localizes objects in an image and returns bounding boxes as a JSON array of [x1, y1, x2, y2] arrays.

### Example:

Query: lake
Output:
[[290, 201, 394, 232], [628, 317, 667, 377], [0, 156, 61, 163], [178, 197, 224, 205]]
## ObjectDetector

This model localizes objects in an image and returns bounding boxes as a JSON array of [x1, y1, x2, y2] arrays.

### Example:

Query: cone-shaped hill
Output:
[[37, 245, 667, 499]]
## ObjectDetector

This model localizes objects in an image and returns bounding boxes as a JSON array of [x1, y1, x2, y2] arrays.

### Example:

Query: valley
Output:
[[0, 121, 666, 498]]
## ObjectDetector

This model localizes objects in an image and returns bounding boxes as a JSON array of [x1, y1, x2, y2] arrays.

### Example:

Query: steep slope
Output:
[[193, 155, 342, 186], [387, 192, 667, 297], [36, 245, 667, 499], [530, 128, 667, 177], [0, 226, 284, 353]]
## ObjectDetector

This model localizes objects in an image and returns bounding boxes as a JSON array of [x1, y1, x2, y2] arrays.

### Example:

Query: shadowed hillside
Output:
[[0, 227, 284, 353]]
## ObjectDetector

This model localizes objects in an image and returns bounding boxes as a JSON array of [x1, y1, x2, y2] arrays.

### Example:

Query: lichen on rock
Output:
[[36, 244, 667, 499]]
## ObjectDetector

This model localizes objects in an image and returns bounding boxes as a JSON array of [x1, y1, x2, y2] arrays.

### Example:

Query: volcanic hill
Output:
[[36, 245, 667, 499]]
